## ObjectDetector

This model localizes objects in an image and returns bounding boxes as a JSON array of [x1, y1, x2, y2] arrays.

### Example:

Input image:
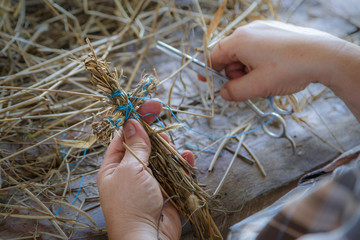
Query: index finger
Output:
[[137, 99, 162, 124], [210, 33, 245, 72]]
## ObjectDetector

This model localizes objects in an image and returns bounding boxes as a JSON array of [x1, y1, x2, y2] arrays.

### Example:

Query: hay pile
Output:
[[0, 0, 276, 239]]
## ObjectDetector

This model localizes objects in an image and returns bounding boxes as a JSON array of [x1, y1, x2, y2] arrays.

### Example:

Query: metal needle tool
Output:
[[156, 41, 297, 154]]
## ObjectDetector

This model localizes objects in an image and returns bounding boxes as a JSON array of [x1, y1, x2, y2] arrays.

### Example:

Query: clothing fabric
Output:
[[228, 147, 360, 240]]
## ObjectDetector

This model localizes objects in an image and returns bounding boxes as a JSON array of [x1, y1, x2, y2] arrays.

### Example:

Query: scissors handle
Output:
[[269, 96, 293, 115], [245, 99, 296, 153], [246, 100, 285, 137]]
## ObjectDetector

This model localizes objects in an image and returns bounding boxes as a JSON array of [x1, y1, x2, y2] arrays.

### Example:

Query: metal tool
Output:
[[156, 41, 296, 154]]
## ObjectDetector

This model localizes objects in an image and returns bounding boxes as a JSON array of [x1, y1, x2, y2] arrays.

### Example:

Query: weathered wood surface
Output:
[[180, 89, 360, 238]]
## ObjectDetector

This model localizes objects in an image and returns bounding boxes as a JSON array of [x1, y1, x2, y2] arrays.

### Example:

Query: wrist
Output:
[[321, 40, 360, 120], [306, 37, 346, 87], [324, 41, 360, 90], [325, 42, 360, 93]]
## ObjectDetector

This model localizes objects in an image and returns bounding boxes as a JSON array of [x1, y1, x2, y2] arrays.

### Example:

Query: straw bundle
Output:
[[0, 0, 277, 238], [84, 40, 221, 239]]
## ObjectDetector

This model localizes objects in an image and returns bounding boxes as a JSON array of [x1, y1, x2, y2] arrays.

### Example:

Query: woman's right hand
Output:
[[207, 20, 360, 119]]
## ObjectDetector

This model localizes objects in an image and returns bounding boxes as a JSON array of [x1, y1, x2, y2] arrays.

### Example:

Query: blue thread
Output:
[[142, 77, 152, 96], [107, 117, 114, 125], [54, 175, 85, 216], [107, 117, 116, 127], [128, 96, 274, 139], [107, 89, 123, 99], [108, 99, 140, 128], [61, 134, 87, 166], [116, 106, 127, 111], [115, 118, 123, 126], [62, 133, 66, 160], [83, 149, 87, 157], [141, 113, 165, 127], [107, 77, 153, 128], [268, 97, 277, 113], [115, 100, 135, 120], [107, 117, 124, 128], [185, 143, 224, 155]]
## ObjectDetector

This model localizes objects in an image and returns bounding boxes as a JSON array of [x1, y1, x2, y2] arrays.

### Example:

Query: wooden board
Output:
[[180, 88, 360, 238]]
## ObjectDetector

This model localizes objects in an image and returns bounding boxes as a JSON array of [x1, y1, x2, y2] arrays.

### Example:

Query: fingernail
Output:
[[220, 87, 231, 101], [124, 121, 136, 138]]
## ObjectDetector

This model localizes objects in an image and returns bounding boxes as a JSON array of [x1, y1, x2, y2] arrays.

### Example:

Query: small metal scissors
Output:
[[156, 41, 296, 154]]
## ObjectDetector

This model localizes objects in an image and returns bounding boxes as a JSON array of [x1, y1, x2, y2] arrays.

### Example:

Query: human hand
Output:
[[97, 100, 195, 240], [205, 20, 354, 102]]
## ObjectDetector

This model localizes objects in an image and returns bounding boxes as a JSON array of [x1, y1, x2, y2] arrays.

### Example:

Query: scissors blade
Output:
[[156, 41, 228, 89]]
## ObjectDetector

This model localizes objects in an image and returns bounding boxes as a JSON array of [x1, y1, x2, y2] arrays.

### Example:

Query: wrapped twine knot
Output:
[[105, 76, 155, 129], [85, 50, 158, 143]]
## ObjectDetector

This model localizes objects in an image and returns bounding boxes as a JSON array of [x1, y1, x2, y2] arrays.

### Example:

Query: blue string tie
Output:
[[54, 175, 85, 216], [107, 89, 123, 98], [107, 99, 139, 128], [106, 78, 153, 128], [142, 77, 152, 97]]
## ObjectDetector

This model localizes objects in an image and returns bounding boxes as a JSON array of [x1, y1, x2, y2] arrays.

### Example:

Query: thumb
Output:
[[220, 70, 271, 102], [122, 119, 151, 165]]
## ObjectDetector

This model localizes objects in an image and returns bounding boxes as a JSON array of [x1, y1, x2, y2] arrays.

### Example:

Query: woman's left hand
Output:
[[97, 100, 194, 240]]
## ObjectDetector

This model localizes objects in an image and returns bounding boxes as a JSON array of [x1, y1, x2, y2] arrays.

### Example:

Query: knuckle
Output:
[[251, 20, 264, 25], [216, 38, 225, 51], [233, 26, 248, 37], [122, 160, 144, 174], [120, 160, 132, 170], [132, 140, 151, 153], [233, 25, 252, 40], [249, 20, 266, 28], [134, 164, 144, 175]]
